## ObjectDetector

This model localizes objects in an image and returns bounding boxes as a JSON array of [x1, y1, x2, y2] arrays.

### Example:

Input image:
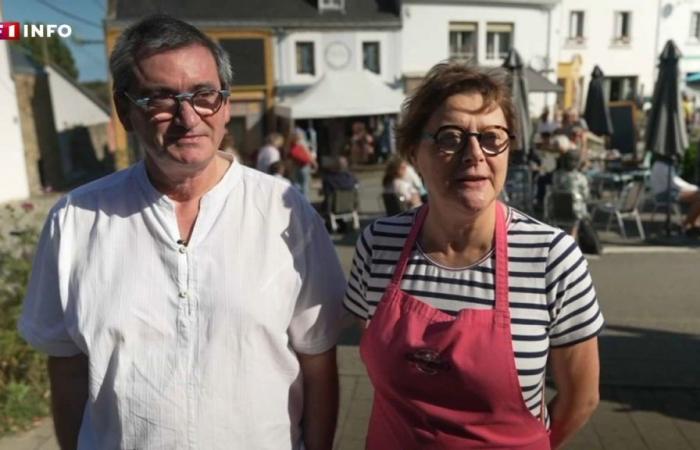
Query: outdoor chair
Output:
[[649, 194, 683, 227], [381, 192, 407, 216], [326, 188, 360, 233], [591, 180, 646, 240], [544, 191, 580, 233]]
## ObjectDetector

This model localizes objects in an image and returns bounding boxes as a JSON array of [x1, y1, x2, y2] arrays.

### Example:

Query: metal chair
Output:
[[591, 180, 646, 239], [327, 188, 360, 232]]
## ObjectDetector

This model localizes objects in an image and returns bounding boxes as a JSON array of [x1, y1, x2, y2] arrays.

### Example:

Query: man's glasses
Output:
[[123, 89, 230, 120], [421, 125, 514, 156]]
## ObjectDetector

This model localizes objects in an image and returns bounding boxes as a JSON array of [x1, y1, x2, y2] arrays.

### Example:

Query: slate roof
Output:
[[108, 0, 401, 29]]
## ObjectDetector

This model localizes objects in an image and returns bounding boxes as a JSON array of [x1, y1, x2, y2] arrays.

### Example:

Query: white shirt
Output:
[[256, 144, 281, 173], [19, 153, 346, 450], [650, 160, 699, 195]]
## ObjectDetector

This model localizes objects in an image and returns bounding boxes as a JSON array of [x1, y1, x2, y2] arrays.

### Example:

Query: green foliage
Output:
[[0, 204, 48, 435], [681, 140, 698, 183], [12, 28, 79, 80], [81, 80, 111, 110]]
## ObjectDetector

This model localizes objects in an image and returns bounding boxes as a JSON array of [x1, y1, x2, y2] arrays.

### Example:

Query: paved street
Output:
[[2, 165, 699, 450]]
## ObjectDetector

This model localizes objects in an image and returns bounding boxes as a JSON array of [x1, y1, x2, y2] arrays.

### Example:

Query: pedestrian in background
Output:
[[19, 15, 345, 450], [256, 131, 283, 173], [288, 128, 318, 197], [345, 63, 602, 450]]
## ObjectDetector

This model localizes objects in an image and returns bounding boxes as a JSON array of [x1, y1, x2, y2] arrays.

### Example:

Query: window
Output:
[[295, 42, 315, 75], [319, 0, 344, 11], [363, 42, 381, 74], [219, 39, 266, 85], [691, 12, 700, 40], [449, 22, 478, 62], [486, 23, 513, 60], [614, 11, 632, 43], [569, 11, 585, 40]]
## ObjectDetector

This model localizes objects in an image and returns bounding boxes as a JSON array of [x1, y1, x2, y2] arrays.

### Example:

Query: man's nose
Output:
[[174, 99, 201, 128]]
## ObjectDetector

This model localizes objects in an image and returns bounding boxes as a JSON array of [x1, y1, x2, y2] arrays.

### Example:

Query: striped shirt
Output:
[[343, 207, 604, 424]]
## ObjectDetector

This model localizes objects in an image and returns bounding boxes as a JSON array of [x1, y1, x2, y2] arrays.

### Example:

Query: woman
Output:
[[344, 63, 603, 449], [382, 157, 423, 210], [287, 128, 317, 197]]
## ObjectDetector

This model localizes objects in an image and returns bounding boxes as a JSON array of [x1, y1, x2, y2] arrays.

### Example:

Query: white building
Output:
[[656, 0, 700, 90], [0, 9, 30, 203], [555, 0, 658, 109], [399, 0, 562, 117]]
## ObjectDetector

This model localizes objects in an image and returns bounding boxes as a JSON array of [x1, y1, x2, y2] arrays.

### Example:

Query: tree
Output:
[[12, 29, 79, 80]]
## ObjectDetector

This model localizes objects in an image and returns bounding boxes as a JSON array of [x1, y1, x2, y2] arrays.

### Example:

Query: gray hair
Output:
[[109, 14, 233, 93]]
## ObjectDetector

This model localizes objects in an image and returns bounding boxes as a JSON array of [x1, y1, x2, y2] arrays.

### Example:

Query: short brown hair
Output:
[[396, 63, 516, 160]]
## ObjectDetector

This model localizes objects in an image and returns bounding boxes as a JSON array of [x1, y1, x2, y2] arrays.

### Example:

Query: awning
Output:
[[686, 72, 700, 83], [524, 67, 563, 93], [275, 70, 404, 119]]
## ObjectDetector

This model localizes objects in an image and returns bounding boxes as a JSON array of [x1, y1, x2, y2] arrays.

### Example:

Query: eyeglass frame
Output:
[[421, 124, 515, 156], [122, 88, 230, 118]]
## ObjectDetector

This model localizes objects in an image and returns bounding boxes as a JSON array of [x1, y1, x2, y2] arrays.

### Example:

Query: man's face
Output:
[[117, 44, 230, 173]]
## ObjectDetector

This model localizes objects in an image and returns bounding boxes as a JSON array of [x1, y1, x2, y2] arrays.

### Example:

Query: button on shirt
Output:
[[19, 154, 347, 450]]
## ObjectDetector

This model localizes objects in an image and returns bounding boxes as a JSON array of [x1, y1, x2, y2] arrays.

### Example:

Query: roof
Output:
[[275, 70, 404, 119], [108, 0, 401, 29], [524, 68, 562, 93]]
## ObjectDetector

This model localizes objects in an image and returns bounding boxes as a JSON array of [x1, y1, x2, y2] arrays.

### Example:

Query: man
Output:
[[19, 15, 345, 450]]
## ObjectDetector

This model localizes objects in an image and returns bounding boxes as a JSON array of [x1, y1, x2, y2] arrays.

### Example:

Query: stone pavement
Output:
[[2, 164, 699, 449]]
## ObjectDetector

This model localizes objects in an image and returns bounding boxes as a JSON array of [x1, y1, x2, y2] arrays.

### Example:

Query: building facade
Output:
[[0, 22, 29, 202]]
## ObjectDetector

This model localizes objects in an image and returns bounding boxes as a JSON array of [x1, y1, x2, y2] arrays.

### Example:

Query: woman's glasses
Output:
[[421, 125, 514, 156]]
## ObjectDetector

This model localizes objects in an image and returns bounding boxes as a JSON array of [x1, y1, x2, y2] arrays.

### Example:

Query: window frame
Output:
[[319, 0, 344, 12], [690, 12, 700, 41], [569, 10, 585, 41], [448, 22, 478, 63], [362, 41, 381, 75], [486, 22, 514, 61], [295, 41, 316, 76], [613, 11, 632, 44]]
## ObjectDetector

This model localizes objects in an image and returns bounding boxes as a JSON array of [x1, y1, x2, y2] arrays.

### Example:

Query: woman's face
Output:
[[413, 92, 510, 215]]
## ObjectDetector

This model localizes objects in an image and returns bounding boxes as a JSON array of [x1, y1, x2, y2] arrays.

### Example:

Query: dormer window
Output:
[[319, 0, 344, 12]]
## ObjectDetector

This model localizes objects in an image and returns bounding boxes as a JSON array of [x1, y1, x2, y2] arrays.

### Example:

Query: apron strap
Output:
[[493, 202, 510, 313], [389, 205, 429, 288]]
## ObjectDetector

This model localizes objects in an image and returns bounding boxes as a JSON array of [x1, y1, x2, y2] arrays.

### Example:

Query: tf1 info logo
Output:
[[0, 22, 73, 40]]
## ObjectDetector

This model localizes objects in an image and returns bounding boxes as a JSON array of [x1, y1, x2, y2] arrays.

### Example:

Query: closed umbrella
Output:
[[645, 40, 689, 235], [502, 49, 531, 159], [502, 49, 533, 213], [584, 65, 614, 136]]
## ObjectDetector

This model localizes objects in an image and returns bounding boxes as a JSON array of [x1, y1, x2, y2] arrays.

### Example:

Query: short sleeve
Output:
[[18, 205, 82, 357], [288, 203, 347, 355], [545, 232, 604, 347], [343, 224, 374, 320]]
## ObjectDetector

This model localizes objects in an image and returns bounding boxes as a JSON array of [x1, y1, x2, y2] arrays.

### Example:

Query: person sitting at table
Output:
[[382, 157, 422, 210], [650, 156, 700, 234]]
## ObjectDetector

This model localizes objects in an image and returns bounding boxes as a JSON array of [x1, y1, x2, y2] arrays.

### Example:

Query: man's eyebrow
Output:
[[191, 83, 219, 91]]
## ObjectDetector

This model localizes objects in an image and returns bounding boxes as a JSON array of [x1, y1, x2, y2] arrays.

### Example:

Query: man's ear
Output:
[[114, 92, 134, 132]]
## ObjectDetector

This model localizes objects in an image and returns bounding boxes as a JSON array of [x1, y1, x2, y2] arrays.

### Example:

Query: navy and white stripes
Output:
[[343, 207, 604, 423]]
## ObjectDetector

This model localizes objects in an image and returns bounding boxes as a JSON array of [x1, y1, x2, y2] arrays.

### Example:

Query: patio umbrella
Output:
[[645, 40, 689, 235], [584, 65, 614, 136], [502, 49, 531, 159]]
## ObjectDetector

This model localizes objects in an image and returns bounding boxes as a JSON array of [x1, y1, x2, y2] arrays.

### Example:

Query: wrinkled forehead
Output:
[[131, 44, 220, 93]]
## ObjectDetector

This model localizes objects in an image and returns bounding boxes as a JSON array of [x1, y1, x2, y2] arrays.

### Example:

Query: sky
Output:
[[4, 0, 108, 81]]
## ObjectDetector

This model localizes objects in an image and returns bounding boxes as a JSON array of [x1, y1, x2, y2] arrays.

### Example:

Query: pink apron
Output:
[[359, 203, 551, 449]]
